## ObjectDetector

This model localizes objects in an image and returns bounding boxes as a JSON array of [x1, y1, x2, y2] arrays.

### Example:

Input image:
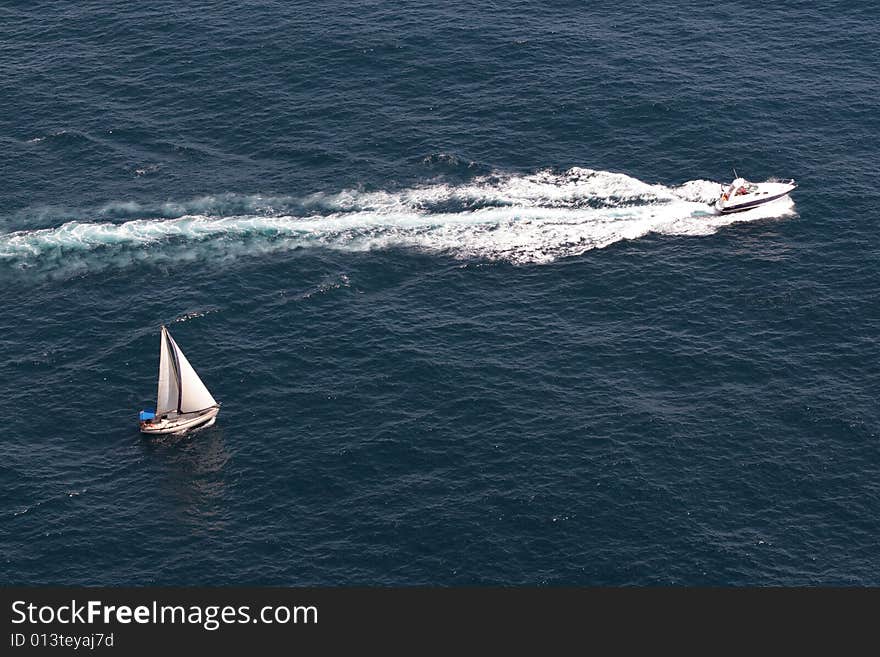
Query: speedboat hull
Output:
[[713, 179, 797, 215], [140, 406, 219, 435]]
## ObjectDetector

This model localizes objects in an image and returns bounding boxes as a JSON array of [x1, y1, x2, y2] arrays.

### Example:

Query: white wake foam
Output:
[[0, 168, 796, 274]]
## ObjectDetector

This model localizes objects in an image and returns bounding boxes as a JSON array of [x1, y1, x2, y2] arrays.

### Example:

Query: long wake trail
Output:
[[0, 168, 796, 278]]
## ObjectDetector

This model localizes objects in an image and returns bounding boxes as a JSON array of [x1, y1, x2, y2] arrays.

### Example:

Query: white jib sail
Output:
[[155, 327, 179, 415], [166, 331, 218, 413]]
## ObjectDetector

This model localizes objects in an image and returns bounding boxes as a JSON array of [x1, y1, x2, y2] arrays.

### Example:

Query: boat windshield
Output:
[[733, 182, 758, 196]]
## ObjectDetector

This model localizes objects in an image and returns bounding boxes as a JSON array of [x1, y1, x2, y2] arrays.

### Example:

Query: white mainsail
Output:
[[155, 327, 179, 415], [166, 330, 218, 413], [154, 326, 217, 415]]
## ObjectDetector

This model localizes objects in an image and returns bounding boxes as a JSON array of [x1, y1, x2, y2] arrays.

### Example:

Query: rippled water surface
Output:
[[2, 1, 879, 585]]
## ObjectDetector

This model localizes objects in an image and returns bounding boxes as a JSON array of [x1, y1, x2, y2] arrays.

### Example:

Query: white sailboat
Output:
[[139, 325, 220, 435]]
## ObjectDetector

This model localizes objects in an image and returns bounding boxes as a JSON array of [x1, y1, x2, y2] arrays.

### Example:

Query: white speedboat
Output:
[[713, 177, 797, 214], [139, 325, 220, 435]]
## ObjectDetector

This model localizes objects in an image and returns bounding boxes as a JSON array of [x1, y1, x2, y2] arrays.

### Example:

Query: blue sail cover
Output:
[[139, 410, 156, 421]]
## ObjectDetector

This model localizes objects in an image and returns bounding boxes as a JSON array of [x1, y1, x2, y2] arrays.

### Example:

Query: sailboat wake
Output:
[[0, 168, 796, 278]]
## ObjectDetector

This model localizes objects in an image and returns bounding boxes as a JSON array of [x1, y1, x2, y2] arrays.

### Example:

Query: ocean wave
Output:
[[0, 168, 796, 276]]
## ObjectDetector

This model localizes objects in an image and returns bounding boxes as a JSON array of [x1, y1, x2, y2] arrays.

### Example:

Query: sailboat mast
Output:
[[163, 326, 184, 414]]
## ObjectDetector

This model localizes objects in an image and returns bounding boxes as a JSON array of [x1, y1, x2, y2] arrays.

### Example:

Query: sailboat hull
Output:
[[140, 406, 220, 436]]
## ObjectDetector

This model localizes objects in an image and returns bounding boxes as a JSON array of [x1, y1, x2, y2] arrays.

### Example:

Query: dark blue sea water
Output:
[[2, 1, 879, 585]]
